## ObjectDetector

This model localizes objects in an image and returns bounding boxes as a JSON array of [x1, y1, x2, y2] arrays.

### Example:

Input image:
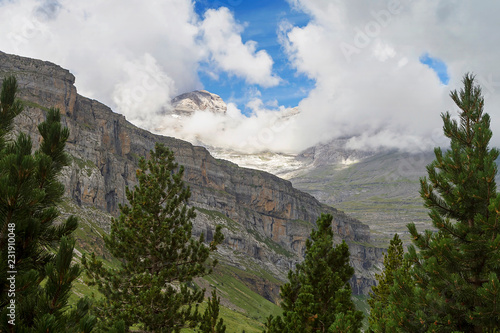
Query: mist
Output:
[[155, 99, 300, 154]]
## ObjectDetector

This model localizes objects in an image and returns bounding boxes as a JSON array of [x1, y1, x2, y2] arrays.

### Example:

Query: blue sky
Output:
[[194, 0, 450, 112], [419, 53, 449, 85], [195, 0, 314, 113]]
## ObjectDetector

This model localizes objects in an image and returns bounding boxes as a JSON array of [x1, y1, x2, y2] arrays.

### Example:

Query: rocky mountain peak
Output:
[[171, 89, 227, 115]]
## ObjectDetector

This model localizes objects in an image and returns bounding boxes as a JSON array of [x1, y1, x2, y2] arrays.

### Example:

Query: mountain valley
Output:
[[166, 91, 436, 248], [0, 51, 387, 330]]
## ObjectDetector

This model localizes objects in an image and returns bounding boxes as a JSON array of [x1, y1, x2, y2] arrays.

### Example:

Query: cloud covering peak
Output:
[[1, 0, 500, 154], [278, 0, 500, 151]]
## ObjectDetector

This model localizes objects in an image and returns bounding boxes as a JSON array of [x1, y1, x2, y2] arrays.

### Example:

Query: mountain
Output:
[[170, 89, 227, 116], [0, 51, 384, 302], [208, 149, 305, 177], [201, 135, 435, 248], [287, 139, 434, 247]]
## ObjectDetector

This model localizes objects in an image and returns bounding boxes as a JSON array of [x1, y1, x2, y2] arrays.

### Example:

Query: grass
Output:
[[352, 294, 370, 331], [59, 200, 117, 305], [69, 155, 97, 177], [68, 276, 103, 306], [204, 264, 283, 324], [180, 301, 267, 333], [20, 99, 50, 112], [246, 228, 295, 259], [195, 207, 241, 232]]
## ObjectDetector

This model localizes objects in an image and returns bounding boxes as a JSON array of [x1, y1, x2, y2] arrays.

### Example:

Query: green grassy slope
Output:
[[65, 200, 370, 332], [62, 200, 280, 332]]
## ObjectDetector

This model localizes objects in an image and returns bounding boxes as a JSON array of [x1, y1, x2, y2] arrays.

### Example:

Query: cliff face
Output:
[[0, 51, 383, 297]]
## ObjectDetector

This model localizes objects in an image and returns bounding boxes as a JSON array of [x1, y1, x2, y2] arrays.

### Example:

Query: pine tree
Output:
[[264, 214, 363, 333], [382, 74, 500, 332], [367, 233, 405, 332], [198, 289, 226, 333], [0, 76, 95, 331], [83, 143, 224, 332]]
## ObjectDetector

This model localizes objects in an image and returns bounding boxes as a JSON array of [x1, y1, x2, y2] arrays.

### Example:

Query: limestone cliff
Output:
[[0, 51, 383, 298]]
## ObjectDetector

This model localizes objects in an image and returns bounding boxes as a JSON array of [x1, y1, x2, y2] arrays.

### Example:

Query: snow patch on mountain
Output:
[[156, 90, 377, 177], [170, 90, 227, 115], [208, 148, 307, 178]]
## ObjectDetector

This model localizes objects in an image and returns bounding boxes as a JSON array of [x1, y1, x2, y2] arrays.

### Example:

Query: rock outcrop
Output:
[[170, 90, 227, 115], [0, 51, 383, 298]]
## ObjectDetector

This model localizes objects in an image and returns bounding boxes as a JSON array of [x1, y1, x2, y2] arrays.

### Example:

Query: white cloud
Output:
[[0, 0, 279, 130], [156, 100, 299, 154], [373, 41, 396, 62], [200, 7, 280, 87], [0, 0, 203, 124], [2, 0, 500, 154], [279, 0, 500, 151], [111, 54, 176, 129]]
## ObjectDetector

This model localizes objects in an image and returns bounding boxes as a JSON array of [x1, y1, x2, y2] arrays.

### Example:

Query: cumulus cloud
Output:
[[0, 0, 279, 129], [200, 7, 280, 87], [280, 0, 500, 151], [157, 98, 299, 154], [0, 0, 202, 122], [111, 54, 177, 129], [2, 0, 500, 154]]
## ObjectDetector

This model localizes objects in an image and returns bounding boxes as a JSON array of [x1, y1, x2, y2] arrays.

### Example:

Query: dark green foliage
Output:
[[367, 233, 406, 332], [198, 289, 226, 333], [0, 76, 23, 151], [0, 76, 95, 332], [378, 74, 500, 332], [84, 143, 224, 332], [264, 213, 363, 333], [106, 320, 126, 333]]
